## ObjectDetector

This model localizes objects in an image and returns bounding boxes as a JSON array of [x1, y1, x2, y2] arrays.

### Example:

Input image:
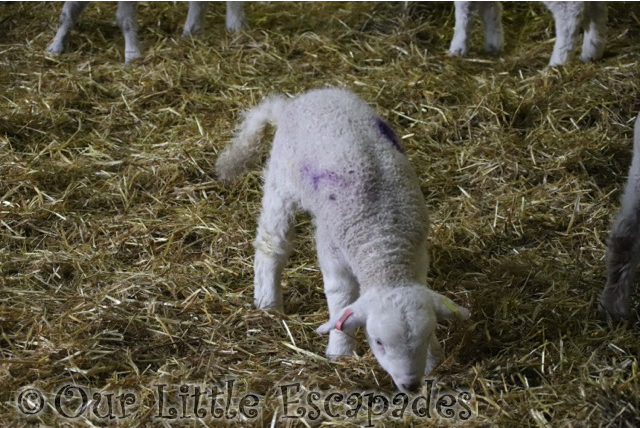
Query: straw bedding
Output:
[[1, 1, 639, 426]]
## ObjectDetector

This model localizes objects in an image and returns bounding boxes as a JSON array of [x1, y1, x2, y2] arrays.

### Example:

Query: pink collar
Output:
[[336, 308, 354, 331]]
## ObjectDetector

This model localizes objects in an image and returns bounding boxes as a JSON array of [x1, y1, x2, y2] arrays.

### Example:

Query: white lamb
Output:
[[215, 87, 470, 393], [600, 113, 640, 318], [46, 1, 246, 64], [449, 1, 607, 66]]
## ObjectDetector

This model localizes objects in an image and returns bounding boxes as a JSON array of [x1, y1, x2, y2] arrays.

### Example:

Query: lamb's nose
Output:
[[400, 380, 421, 393]]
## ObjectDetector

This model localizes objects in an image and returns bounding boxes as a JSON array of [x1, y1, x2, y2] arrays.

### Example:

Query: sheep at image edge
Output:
[[215, 87, 470, 393], [601, 112, 640, 318]]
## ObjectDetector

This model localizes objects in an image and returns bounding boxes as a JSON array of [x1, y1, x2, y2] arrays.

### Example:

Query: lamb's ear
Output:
[[428, 290, 470, 322], [316, 300, 367, 334]]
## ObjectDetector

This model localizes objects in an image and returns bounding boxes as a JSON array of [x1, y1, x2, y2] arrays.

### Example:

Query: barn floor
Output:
[[1, 2, 639, 427]]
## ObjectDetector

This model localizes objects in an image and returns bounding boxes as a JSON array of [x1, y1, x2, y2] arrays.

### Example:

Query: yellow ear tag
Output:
[[442, 298, 459, 315]]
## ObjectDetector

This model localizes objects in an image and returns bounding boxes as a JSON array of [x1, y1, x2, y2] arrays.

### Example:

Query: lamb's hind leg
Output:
[[226, 1, 246, 31], [47, 1, 89, 54], [183, 1, 206, 36], [253, 181, 296, 313], [580, 1, 607, 62], [479, 1, 502, 55], [316, 231, 359, 358]]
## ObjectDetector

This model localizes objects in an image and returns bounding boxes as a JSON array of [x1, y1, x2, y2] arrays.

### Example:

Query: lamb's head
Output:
[[317, 285, 470, 393]]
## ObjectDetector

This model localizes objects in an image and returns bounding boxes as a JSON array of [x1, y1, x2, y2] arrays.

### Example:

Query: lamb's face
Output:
[[316, 286, 469, 393], [364, 303, 436, 393]]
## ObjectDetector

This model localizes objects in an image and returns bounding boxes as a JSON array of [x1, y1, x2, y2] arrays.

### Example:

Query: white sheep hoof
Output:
[[448, 42, 468, 57], [580, 46, 603, 62], [124, 49, 141, 64], [46, 42, 65, 54], [183, 23, 203, 36], [226, 17, 245, 32]]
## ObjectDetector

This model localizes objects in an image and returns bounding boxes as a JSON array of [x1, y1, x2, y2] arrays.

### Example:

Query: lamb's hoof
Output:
[[598, 286, 631, 320], [226, 18, 245, 32], [580, 51, 603, 63], [448, 46, 467, 57], [255, 301, 284, 314], [325, 349, 353, 361], [325, 333, 356, 359], [484, 44, 503, 56], [182, 25, 203, 36], [548, 55, 570, 67], [46, 42, 65, 54], [124, 50, 142, 64], [597, 301, 630, 320]]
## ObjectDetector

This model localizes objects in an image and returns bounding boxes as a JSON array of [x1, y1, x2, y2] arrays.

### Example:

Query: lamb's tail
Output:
[[215, 94, 289, 181]]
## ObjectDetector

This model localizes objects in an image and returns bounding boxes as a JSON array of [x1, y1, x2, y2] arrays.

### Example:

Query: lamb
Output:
[[46, 1, 246, 64], [215, 87, 470, 393], [449, 1, 607, 66], [600, 112, 640, 318]]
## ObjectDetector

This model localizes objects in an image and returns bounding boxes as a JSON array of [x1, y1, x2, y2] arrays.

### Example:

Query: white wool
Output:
[[46, 1, 246, 64], [215, 87, 470, 393], [449, 1, 607, 66]]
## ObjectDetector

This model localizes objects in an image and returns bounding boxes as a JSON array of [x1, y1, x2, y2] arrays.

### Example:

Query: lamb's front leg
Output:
[[116, 1, 141, 64], [253, 186, 296, 313], [317, 235, 359, 358], [544, 1, 584, 66], [479, 2, 503, 55], [47, 1, 89, 54], [449, 2, 477, 56], [425, 333, 443, 374]]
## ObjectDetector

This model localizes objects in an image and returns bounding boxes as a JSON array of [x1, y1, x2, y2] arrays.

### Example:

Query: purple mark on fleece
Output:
[[375, 117, 404, 153], [300, 163, 351, 192]]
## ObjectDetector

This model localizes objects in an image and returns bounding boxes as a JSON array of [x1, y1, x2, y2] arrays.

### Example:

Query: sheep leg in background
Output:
[[116, 1, 140, 63], [183, 2, 244, 36], [183, 1, 206, 35], [47, 1, 90, 54], [449, 1, 501, 56], [449, 1, 477, 56], [225, 1, 245, 31], [601, 114, 640, 318], [545, 1, 584, 66], [581, 1, 607, 62], [253, 180, 296, 313], [316, 231, 359, 358], [479, 1, 503, 54]]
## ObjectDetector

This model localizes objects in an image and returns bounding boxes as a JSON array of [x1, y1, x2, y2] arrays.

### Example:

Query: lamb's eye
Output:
[[375, 339, 383, 347]]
